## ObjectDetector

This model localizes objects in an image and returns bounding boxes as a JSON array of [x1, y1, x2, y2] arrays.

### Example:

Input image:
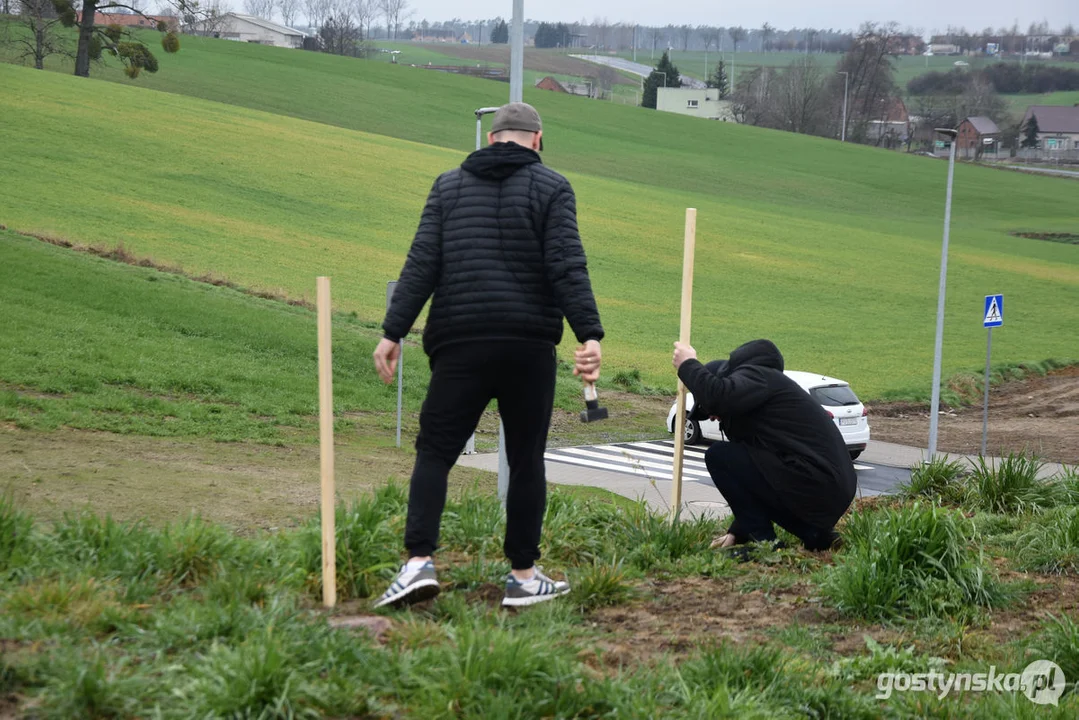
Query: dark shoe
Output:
[[373, 561, 440, 609], [804, 529, 843, 552], [723, 540, 787, 563]]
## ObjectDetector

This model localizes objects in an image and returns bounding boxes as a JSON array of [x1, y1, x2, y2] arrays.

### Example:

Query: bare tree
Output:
[[378, 0, 409, 40], [243, 0, 274, 19], [304, 0, 331, 29], [12, 0, 74, 69], [678, 24, 692, 51], [835, 23, 899, 143], [353, 0, 372, 39], [277, 0, 298, 27], [773, 58, 831, 134], [760, 22, 775, 52], [699, 25, 719, 53], [728, 26, 746, 53]]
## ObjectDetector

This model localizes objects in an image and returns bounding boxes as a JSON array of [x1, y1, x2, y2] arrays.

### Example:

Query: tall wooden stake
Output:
[[670, 208, 697, 523], [317, 276, 336, 608]]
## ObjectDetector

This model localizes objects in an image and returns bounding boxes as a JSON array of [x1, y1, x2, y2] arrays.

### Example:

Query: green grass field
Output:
[[3, 52, 1078, 401]]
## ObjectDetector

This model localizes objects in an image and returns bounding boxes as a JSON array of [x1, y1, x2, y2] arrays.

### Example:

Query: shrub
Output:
[[0, 493, 34, 577], [569, 557, 637, 611], [966, 453, 1068, 514], [1016, 507, 1079, 574], [1027, 614, 1079, 695], [821, 503, 1005, 621], [899, 456, 967, 505]]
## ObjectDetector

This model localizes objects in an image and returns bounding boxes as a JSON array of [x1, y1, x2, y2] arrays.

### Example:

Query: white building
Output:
[[656, 87, 736, 122], [194, 13, 306, 49]]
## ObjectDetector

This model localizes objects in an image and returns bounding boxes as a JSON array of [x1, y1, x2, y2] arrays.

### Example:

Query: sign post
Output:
[[386, 281, 403, 448], [981, 294, 1003, 456]]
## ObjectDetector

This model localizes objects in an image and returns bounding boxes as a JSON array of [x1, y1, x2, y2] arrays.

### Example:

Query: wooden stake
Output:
[[317, 276, 336, 608], [670, 208, 697, 523]]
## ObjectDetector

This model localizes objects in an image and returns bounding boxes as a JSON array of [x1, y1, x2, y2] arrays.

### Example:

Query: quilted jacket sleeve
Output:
[[677, 360, 771, 418], [542, 181, 605, 343], [382, 178, 443, 342]]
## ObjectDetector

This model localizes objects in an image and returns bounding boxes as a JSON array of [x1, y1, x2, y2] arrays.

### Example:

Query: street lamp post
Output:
[[927, 127, 959, 461], [838, 71, 849, 142]]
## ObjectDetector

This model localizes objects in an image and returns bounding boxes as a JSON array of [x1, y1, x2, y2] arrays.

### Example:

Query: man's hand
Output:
[[673, 342, 697, 371], [373, 338, 401, 384], [574, 339, 602, 383]]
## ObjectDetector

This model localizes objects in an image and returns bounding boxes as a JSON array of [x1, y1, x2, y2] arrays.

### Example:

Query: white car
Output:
[[665, 370, 870, 461]]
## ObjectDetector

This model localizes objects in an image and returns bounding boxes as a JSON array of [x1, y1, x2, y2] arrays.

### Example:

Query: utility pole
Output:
[[927, 128, 959, 461], [510, 0, 523, 102]]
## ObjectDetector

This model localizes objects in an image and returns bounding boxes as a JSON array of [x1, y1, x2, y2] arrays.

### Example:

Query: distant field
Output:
[[3, 60, 1078, 400]]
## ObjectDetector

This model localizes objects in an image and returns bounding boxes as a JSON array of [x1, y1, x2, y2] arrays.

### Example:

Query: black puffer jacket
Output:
[[382, 142, 604, 355], [678, 340, 857, 528]]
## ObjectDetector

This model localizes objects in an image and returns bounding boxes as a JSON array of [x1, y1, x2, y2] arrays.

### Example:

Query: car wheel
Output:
[[849, 450, 862, 461], [684, 418, 702, 445]]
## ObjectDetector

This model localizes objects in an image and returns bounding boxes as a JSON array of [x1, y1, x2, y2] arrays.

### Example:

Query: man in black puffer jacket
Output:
[[373, 102, 605, 609], [672, 339, 856, 554]]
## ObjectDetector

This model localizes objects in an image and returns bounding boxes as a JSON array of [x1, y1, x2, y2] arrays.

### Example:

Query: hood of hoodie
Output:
[[727, 339, 785, 372], [461, 142, 541, 181]]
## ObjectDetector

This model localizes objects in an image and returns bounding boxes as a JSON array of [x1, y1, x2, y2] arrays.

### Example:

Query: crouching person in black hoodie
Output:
[[672, 339, 855, 554]]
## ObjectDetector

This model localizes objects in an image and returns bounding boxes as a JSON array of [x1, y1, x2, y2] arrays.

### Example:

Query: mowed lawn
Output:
[[1, 58, 1078, 398]]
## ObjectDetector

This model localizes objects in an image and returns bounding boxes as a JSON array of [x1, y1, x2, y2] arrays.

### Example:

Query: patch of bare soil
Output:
[[983, 572, 1079, 645], [423, 44, 637, 84], [588, 575, 841, 665], [868, 367, 1079, 466]]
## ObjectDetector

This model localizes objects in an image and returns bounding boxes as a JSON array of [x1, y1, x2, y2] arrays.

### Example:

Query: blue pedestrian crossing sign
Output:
[[984, 294, 1003, 328]]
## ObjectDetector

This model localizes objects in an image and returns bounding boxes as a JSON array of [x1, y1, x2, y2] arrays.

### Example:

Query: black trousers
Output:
[[403, 340, 556, 570], [704, 441, 836, 551]]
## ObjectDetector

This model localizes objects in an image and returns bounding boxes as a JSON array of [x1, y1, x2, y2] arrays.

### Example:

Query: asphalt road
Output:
[[569, 54, 707, 89]]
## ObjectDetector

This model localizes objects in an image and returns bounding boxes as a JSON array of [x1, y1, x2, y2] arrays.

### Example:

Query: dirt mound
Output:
[[869, 367, 1079, 466]]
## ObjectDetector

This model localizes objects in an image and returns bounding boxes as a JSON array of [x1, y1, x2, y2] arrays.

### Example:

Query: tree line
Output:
[[909, 64, 1079, 96]]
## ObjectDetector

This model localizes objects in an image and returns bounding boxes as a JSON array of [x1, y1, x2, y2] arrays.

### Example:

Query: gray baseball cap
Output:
[[491, 102, 542, 132], [491, 102, 544, 150]]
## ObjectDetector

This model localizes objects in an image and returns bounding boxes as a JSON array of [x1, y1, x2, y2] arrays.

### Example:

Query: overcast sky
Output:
[[402, 1, 1077, 34]]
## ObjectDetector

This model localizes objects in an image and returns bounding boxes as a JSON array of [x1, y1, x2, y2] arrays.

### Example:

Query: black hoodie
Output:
[[383, 142, 604, 356], [678, 339, 857, 528]]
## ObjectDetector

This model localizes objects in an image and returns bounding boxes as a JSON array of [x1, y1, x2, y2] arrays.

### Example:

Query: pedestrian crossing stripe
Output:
[[543, 440, 873, 481]]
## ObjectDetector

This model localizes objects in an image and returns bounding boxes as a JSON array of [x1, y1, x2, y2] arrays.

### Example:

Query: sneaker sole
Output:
[[501, 587, 571, 607], [373, 578, 441, 609]]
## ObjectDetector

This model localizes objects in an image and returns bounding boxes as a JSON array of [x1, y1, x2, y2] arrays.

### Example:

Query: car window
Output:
[[809, 384, 860, 406]]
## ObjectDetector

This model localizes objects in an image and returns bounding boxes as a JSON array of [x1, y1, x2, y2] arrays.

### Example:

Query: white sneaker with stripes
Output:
[[373, 561, 440, 609], [502, 567, 570, 607]]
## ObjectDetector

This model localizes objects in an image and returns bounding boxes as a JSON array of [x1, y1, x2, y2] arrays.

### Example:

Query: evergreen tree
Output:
[[1021, 114, 1040, 148], [641, 50, 681, 109], [707, 60, 730, 98], [491, 18, 508, 44]]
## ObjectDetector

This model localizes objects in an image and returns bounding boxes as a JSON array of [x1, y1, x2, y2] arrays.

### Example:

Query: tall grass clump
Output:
[[616, 504, 719, 572], [967, 452, 1069, 514], [899, 456, 968, 505], [397, 620, 603, 718], [1027, 614, 1079, 694], [0, 493, 34, 577], [155, 514, 242, 588], [569, 557, 637, 611], [822, 503, 1005, 621], [51, 512, 159, 584], [440, 486, 505, 556], [541, 490, 626, 565], [1016, 506, 1079, 574], [292, 483, 405, 600]]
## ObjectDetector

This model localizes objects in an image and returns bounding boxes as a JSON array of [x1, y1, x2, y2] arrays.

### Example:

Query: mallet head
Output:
[[580, 382, 608, 423]]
